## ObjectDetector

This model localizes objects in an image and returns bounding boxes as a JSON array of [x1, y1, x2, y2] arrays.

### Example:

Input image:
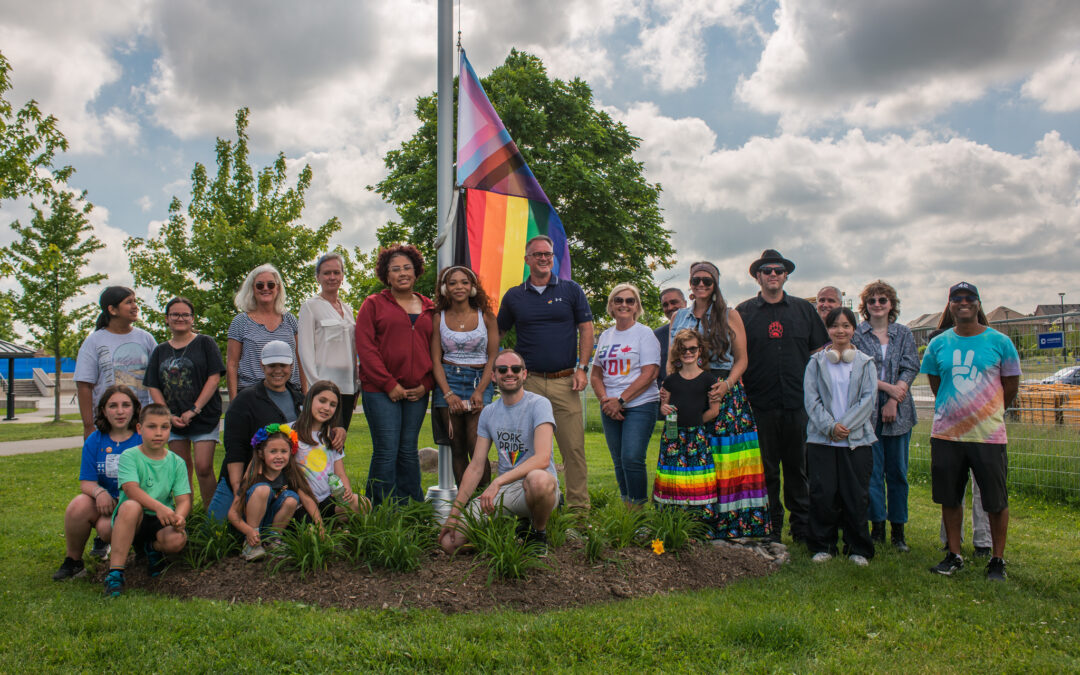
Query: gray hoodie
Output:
[[803, 350, 878, 447]]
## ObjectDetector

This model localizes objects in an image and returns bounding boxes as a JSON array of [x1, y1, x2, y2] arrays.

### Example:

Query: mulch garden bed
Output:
[[100, 540, 777, 613]]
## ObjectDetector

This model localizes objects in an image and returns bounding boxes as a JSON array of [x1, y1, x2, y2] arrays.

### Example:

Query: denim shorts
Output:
[[170, 424, 220, 443], [245, 482, 300, 530], [432, 364, 495, 408]]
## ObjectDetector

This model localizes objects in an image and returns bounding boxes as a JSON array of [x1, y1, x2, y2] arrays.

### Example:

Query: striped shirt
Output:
[[227, 312, 301, 391]]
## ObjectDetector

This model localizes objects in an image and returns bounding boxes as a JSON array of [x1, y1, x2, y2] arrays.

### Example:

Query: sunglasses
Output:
[[495, 365, 524, 374], [612, 296, 638, 306], [950, 294, 979, 304], [759, 266, 786, 276], [661, 299, 683, 307], [167, 312, 193, 319], [866, 297, 889, 306], [681, 345, 699, 354], [255, 281, 277, 291], [690, 276, 714, 287]]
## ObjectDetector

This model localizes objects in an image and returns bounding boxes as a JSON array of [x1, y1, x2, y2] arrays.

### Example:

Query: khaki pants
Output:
[[524, 375, 589, 510]]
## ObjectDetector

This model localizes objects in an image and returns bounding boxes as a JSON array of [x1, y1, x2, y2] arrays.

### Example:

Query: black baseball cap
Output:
[[948, 282, 980, 300]]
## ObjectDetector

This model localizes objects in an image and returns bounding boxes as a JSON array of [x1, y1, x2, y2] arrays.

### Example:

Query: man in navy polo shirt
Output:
[[497, 235, 594, 512], [736, 249, 828, 544]]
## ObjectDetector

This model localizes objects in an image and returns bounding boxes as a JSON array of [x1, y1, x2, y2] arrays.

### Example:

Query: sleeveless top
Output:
[[669, 306, 734, 370], [440, 309, 489, 366]]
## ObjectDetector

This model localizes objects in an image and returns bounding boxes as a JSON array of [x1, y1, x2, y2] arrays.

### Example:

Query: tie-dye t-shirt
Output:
[[296, 439, 344, 502], [920, 328, 1021, 443]]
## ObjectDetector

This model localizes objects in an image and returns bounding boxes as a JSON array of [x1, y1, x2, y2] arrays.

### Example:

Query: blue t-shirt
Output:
[[78, 430, 143, 499], [497, 277, 593, 373], [920, 327, 1021, 443]]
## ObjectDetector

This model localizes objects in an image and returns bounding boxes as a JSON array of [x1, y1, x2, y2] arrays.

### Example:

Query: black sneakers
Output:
[[890, 523, 910, 553], [986, 557, 1007, 581], [52, 557, 86, 581], [89, 536, 110, 560], [525, 528, 548, 556], [930, 552, 964, 576]]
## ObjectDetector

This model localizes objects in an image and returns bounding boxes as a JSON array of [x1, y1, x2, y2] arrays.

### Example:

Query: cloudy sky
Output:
[[2, 0, 1079, 321]]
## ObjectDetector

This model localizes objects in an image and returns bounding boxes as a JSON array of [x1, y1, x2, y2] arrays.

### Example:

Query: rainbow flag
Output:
[[455, 50, 570, 307]]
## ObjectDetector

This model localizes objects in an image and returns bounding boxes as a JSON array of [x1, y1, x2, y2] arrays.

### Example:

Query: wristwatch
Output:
[[191, 406, 201, 415], [617, 397, 626, 407], [576, 363, 589, 372]]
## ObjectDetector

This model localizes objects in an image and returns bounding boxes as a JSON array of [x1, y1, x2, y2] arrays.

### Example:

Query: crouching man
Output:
[[439, 349, 559, 554]]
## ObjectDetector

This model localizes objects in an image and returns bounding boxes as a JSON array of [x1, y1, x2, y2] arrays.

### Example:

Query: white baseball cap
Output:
[[260, 340, 294, 366]]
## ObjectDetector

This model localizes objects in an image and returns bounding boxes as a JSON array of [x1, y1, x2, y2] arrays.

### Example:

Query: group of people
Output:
[[56, 238, 1021, 593]]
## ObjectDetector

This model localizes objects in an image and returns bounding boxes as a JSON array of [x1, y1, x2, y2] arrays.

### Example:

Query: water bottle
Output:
[[327, 473, 346, 499], [664, 407, 678, 439]]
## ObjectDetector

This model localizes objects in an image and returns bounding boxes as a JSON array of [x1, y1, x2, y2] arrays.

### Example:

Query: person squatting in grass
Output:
[[293, 381, 371, 519], [803, 308, 878, 567], [228, 423, 321, 562], [103, 404, 191, 597], [54, 385, 143, 581], [922, 282, 1020, 581], [438, 349, 559, 555]]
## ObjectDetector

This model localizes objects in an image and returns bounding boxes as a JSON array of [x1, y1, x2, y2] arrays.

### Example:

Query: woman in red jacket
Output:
[[355, 244, 434, 505]]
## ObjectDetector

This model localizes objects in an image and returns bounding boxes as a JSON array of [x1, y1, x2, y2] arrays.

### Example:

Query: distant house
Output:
[[1033, 304, 1080, 327], [908, 312, 943, 346]]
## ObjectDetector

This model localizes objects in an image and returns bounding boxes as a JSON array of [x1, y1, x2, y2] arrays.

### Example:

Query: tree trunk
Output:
[[54, 348, 61, 424]]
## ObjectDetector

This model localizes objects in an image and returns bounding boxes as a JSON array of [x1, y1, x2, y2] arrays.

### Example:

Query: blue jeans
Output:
[[207, 476, 234, 522], [867, 419, 910, 524], [432, 364, 495, 408], [600, 401, 658, 504], [245, 482, 300, 532], [362, 390, 428, 506]]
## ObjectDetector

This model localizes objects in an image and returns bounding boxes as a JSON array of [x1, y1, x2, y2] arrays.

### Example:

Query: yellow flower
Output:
[[651, 539, 665, 555]]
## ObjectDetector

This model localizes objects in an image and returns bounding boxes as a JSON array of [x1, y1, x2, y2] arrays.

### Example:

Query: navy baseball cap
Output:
[[948, 282, 980, 300]]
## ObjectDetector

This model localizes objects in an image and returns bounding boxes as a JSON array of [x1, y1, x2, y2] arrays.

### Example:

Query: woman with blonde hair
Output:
[[227, 264, 300, 400], [590, 282, 661, 506]]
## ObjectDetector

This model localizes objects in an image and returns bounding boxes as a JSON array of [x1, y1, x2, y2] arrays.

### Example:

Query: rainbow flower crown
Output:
[[251, 423, 299, 454]]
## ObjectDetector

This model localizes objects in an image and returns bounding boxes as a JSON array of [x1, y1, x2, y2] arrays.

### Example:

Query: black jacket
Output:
[[220, 380, 303, 481]]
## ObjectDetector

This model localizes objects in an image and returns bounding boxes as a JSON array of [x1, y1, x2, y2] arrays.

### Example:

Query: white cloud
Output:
[[1022, 51, 1080, 112], [611, 102, 1080, 315], [0, 0, 150, 153], [738, 0, 1080, 129], [627, 0, 761, 92]]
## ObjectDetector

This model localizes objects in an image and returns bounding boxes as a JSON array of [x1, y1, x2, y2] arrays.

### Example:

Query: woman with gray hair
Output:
[[226, 263, 300, 400], [297, 252, 359, 429], [590, 282, 661, 506]]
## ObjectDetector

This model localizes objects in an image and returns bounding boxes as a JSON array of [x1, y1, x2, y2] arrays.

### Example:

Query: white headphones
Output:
[[825, 347, 856, 364], [440, 266, 478, 298]]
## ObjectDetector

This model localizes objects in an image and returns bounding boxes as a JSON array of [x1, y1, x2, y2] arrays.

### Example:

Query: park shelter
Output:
[[0, 339, 37, 421]]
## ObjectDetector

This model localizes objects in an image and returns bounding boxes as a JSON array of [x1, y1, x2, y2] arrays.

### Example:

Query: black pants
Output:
[[753, 406, 810, 539], [339, 393, 357, 431], [807, 442, 874, 558]]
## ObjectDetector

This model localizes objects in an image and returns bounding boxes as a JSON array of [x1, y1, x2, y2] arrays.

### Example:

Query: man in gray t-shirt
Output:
[[439, 350, 559, 554]]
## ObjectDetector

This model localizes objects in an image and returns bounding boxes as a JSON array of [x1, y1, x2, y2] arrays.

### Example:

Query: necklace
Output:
[[448, 308, 471, 330], [170, 334, 195, 361]]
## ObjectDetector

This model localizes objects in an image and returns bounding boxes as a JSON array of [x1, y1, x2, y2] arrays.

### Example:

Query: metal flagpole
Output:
[[426, 0, 458, 522]]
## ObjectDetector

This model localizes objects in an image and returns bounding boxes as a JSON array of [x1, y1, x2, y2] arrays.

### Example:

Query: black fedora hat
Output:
[[749, 249, 795, 277]]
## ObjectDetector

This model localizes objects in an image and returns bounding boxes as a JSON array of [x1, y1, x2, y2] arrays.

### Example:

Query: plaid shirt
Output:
[[852, 321, 919, 436]]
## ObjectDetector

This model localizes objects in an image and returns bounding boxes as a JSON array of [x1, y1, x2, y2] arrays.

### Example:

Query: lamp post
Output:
[[1061, 292, 1067, 361]]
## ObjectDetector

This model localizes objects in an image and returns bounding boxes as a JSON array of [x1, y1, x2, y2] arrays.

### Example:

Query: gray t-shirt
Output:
[[74, 327, 158, 407], [477, 390, 558, 483], [267, 388, 298, 423]]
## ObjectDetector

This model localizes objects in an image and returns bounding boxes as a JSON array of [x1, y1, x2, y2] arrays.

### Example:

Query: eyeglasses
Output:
[[661, 298, 683, 308], [389, 264, 414, 273], [167, 313, 193, 319], [255, 281, 277, 291], [681, 345, 699, 354], [950, 294, 978, 304], [528, 251, 554, 260], [759, 266, 786, 276], [495, 365, 524, 374], [866, 297, 889, 306], [612, 296, 637, 306], [690, 276, 714, 287]]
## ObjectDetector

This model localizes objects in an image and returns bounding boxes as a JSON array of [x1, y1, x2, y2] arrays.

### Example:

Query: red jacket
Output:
[[355, 289, 435, 394]]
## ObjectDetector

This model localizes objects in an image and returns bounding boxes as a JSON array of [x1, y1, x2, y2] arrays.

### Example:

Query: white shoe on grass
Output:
[[849, 554, 869, 567], [811, 552, 832, 563]]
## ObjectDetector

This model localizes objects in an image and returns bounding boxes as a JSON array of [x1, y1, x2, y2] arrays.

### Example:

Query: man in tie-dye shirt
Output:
[[921, 282, 1020, 581]]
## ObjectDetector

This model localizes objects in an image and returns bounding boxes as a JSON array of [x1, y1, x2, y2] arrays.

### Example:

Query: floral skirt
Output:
[[653, 382, 771, 539]]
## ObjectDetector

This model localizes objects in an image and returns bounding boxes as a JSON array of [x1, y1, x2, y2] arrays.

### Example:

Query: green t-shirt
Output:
[[115, 447, 191, 518]]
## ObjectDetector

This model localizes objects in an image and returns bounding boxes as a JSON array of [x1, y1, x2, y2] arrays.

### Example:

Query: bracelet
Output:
[[92, 486, 105, 498]]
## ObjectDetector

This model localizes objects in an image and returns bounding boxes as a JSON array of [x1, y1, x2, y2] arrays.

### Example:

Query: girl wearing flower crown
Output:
[[293, 381, 370, 518], [227, 423, 320, 561]]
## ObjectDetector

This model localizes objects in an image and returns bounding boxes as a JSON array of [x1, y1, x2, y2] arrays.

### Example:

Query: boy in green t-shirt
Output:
[[104, 404, 191, 597]]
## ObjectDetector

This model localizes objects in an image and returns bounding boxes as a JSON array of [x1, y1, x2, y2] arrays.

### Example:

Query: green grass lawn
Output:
[[0, 420, 83, 443], [1, 418, 1078, 672]]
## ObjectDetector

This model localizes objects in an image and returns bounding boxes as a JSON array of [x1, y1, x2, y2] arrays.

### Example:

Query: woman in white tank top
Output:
[[430, 266, 500, 486]]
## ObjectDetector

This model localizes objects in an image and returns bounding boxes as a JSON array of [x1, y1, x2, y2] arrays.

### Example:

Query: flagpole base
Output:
[[426, 443, 458, 524]]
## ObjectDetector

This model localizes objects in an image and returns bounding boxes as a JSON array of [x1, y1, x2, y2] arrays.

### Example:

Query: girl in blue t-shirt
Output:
[[53, 385, 142, 581]]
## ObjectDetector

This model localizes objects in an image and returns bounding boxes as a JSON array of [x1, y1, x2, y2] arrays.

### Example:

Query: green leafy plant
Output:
[[582, 526, 609, 564], [183, 506, 241, 570], [342, 502, 435, 573], [588, 487, 616, 510], [596, 501, 649, 549], [647, 506, 708, 553], [456, 507, 548, 583], [544, 508, 573, 549], [267, 522, 341, 578]]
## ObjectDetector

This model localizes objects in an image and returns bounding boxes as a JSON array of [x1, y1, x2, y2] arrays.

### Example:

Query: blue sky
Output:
[[2, 0, 1079, 319]]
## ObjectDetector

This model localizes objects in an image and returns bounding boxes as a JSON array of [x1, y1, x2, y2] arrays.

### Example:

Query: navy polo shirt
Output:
[[497, 276, 593, 373], [654, 322, 671, 389], [736, 291, 828, 411]]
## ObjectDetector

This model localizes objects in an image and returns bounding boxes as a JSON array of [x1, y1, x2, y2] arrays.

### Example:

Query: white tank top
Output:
[[439, 309, 488, 366]]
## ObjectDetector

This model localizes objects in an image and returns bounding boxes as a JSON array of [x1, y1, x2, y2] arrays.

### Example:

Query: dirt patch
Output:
[[105, 541, 777, 613]]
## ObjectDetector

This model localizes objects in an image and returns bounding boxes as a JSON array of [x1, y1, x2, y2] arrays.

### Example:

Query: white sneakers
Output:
[[812, 551, 870, 566], [812, 552, 833, 563]]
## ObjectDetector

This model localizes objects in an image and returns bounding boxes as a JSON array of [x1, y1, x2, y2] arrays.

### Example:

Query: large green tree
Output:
[[2, 190, 104, 421], [0, 50, 71, 200], [125, 108, 341, 350], [373, 49, 674, 319]]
